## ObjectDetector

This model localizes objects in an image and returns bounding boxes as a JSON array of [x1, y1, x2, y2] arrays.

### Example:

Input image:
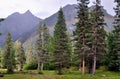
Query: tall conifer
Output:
[[36, 23, 50, 74], [91, 0, 106, 75], [14, 41, 26, 71], [111, 0, 120, 71], [53, 8, 70, 74], [3, 32, 15, 73], [74, 0, 90, 75]]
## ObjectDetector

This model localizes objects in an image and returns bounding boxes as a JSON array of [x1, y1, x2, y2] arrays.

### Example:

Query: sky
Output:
[[0, 0, 115, 19]]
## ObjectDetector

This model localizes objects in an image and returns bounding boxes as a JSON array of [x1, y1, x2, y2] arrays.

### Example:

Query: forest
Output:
[[0, 0, 119, 79]]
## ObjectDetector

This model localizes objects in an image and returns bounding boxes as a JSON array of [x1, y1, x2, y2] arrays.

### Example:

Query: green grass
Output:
[[0, 70, 119, 79]]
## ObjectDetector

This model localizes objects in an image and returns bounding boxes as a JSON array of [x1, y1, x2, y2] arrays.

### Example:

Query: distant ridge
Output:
[[0, 10, 42, 46]]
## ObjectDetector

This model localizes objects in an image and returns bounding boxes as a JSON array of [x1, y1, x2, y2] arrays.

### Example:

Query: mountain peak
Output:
[[23, 10, 33, 15], [0, 9, 42, 46], [25, 10, 31, 14]]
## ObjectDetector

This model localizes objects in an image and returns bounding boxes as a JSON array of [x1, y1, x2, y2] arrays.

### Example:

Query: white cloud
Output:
[[0, 0, 115, 19], [101, 0, 115, 16]]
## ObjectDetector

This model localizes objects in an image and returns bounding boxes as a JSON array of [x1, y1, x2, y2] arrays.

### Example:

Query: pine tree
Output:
[[3, 32, 15, 73], [0, 49, 4, 68], [43, 23, 50, 48], [36, 23, 50, 74], [45, 36, 55, 70], [105, 33, 119, 71], [111, 0, 120, 71], [74, 0, 90, 75], [53, 8, 70, 74], [14, 40, 26, 71], [67, 32, 73, 67], [42, 23, 50, 72], [26, 44, 35, 64], [36, 24, 43, 74], [42, 23, 52, 69], [86, 12, 95, 74], [91, 0, 106, 75]]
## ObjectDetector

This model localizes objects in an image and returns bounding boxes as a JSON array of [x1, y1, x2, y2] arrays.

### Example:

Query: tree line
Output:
[[0, 0, 119, 76]]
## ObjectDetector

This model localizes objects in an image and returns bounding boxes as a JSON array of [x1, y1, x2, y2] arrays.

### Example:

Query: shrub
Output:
[[23, 62, 37, 70], [0, 69, 7, 73], [99, 66, 107, 71], [43, 63, 55, 70]]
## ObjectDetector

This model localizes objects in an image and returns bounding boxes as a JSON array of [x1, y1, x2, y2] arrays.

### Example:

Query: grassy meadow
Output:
[[0, 69, 119, 79]]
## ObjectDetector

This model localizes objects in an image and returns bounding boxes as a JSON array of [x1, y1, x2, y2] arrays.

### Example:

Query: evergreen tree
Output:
[[42, 23, 52, 70], [67, 32, 73, 67], [105, 33, 119, 71], [43, 23, 50, 48], [36, 24, 43, 74], [25, 44, 35, 64], [74, 0, 90, 75], [36, 23, 50, 74], [14, 41, 26, 71], [42, 23, 50, 72], [25, 44, 38, 70], [3, 32, 15, 73], [86, 12, 95, 74], [0, 49, 4, 68], [45, 36, 55, 70], [53, 8, 70, 74], [91, 0, 106, 75], [111, 0, 120, 71]]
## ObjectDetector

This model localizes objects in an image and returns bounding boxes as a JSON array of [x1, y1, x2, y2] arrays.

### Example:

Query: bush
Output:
[[43, 63, 55, 70], [69, 67, 78, 72], [0, 69, 7, 73], [23, 62, 37, 70], [99, 66, 107, 71]]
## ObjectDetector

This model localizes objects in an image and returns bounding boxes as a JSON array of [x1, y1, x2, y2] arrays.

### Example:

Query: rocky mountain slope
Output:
[[0, 10, 42, 46]]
